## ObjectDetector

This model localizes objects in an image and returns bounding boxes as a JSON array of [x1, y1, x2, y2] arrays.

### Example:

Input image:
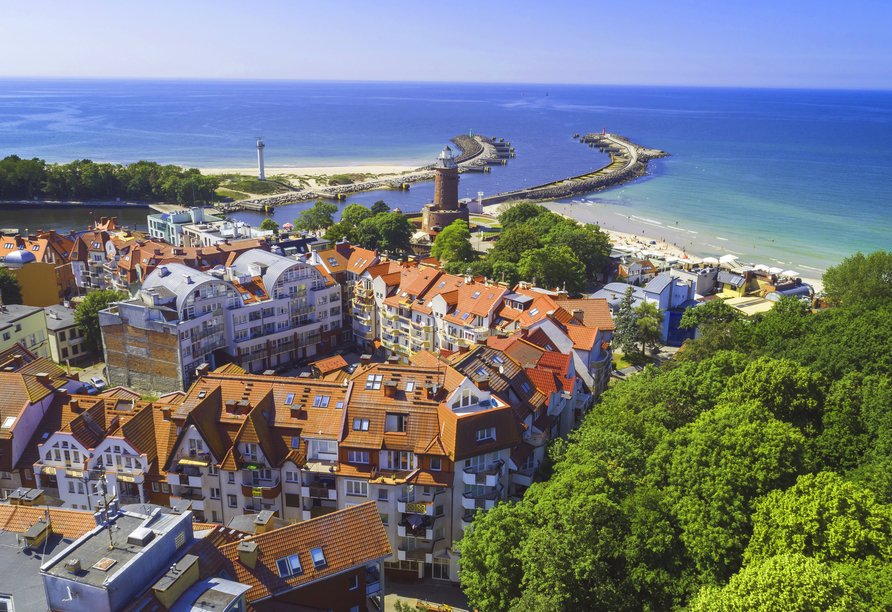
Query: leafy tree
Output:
[[518, 245, 586, 294], [322, 220, 358, 245], [430, 220, 474, 263], [356, 212, 414, 253], [0, 267, 23, 305], [679, 298, 740, 330], [545, 223, 612, 277], [497, 201, 548, 231], [745, 471, 892, 566], [370, 199, 390, 215], [832, 558, 892, 611], [456, 502, 529, 612], [489, 225, 542, 263], [293, 200, 338, 232], [635, 301, 665, 355], [259, 218, 279, 236], [614, 286, 640, 355], [491, 260, 521, 287], [688, 553, 867, 612], [823, 250, 892, 307], [75, 290, 127, 352], [648, 402, 805, 583], [339, 203, 372, 228]]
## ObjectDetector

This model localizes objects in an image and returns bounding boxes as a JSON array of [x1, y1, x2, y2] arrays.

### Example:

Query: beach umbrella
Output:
[[768, 266, 784, 274], [282, 222, 294, 229], [754, 264, 770, 271], [702, 257, 719, 265], [719, 254, 738, 264], [781, 270, 799, 277]]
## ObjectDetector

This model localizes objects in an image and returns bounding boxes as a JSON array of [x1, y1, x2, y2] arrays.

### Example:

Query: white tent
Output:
[[754, 264, 770, 271], [702, 257, 719, 265], [768, 266, 784, 274], [781, 270, 799, 277], [719, 254, 739, 264]]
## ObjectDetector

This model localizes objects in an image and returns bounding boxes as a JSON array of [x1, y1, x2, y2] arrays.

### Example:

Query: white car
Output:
[[90, 376, 107, 390]]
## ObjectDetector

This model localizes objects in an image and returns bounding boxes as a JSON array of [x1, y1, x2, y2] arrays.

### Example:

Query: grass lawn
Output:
[[216, 188, 249, 201], [612, 351, 658, 370], [469, 215, 500, 227]]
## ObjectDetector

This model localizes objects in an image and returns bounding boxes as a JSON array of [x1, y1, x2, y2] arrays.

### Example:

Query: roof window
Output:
[[405, 381, 415, 393], [313, 395, 330, 408], [285, 393, 295, 405], [521, 382, 531, 393], [276, 554, 304, 577], [529, 308, 539, 316], [471, 291, 480, 299], [310, 547, 327, 569], [2, 416, 14, 428], [492, 355, 504, 364], [438, 281, 446, 288], [353, 418, 370, 431], [365, 374, 383, 390]]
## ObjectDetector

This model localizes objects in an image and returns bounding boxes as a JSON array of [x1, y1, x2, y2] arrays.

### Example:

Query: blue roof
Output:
[[4, 249, 36, 264], [644, 274, 673, 295]]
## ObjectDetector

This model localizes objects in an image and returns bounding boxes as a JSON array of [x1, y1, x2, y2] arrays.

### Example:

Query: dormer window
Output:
[[352, 418, 370, 431], [384, 414, 407, 433], [310, 547, 327, 570], [477, 427, 495, 441]]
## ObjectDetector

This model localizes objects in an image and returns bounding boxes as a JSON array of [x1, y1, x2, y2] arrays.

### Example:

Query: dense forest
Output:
[[0, 155, 220, 204], [458, 251, 892, 611]]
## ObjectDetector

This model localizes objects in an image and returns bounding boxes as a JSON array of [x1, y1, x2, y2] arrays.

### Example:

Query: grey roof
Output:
[[503, 293, 534, 304], [142, 262, 223, 314], [226, 513, 290, 534], [643, 274, 673, 295], [767, 284, 813, 300], [590, 283, 647, 311], [44, 304, 77, 331], [230, 249, 318, 295], [0, 304, 44, 330], [0, 530, 70, 612], [717, 271, 746, 288]]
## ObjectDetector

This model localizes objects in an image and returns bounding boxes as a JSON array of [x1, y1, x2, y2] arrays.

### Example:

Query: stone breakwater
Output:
[[480, 134, 668, 206], [229, 135, 500, 211]]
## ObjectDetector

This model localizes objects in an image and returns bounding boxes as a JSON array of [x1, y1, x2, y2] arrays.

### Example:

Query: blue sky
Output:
[[2, 0, 890, 89]]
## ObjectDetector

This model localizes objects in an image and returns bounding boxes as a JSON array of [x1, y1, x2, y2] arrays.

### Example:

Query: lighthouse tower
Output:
[[422, 145, 469, 232], [256, 137, 266, 181]]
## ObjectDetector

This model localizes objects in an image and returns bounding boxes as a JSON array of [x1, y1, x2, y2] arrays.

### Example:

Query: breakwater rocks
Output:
[[480, 133, 669, 206], [231, 134, 505, 211]]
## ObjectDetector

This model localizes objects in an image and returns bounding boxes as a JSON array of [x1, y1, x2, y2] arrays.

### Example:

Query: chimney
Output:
[[476, 376, 490, 391], [36, 372, 51, 385], [237, 540, 259, 569], [545, 310, 555, 320], [237, 400, 251, 415], [424, 384, 436, 400], [289, 404, 303, 419], [383, 380, 398, 398], [225, 399, 238, 414], [572, 309, 584, 322], [360, 354, 371, 367], [12, 354, 24, 368], [160, 406, 171, 421], [253, 510, 275, 534], [152, 555, 200, 610], [458, 344, 469, 355], [386, 356, 400, 364], [195, 363, 209, 378], [69, 398, 82, 412], [100, 217, 107, 226]]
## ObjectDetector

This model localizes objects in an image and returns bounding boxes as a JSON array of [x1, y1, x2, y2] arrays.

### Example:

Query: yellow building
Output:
[[3, 253, 60, 307], [0, 304, 50, 360]]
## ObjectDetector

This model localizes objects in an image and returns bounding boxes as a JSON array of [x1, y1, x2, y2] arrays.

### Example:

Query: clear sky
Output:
[[3, 0, 891, 89]]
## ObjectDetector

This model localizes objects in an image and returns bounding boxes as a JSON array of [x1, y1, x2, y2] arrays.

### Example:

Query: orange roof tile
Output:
[[555, 298, 615, 331], [311, 355, 348, 375], [0, 505, 97, 539]]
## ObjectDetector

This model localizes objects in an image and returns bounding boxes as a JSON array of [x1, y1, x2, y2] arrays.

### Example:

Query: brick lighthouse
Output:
[[422, 146, 469, 232]]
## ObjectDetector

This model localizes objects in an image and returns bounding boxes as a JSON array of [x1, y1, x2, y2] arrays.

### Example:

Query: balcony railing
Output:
[[462, 460, 503, 487], [366, 566, 382, 597], [461, 487, 502, 511], [301, 481, 337, 500], [241, 477, 282, 499]]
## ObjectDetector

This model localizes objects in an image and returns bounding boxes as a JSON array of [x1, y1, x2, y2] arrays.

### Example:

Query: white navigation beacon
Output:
[[256, 136, 266, 180]]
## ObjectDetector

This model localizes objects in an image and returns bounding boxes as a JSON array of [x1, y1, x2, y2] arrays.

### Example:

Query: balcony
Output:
[[462, 460, 503, 487], [354, 285, 373, 298], [167, 473, 203, 488], [301, 480, 337, 501], [461, 512, 475, 532], [461, 488, 502, 511], [397, 541, 434, 564], [411, 320, 433, 332], [302, 502, 337, 521], [244, 501, 278, 514], [366, 566, 382, 597], [397, 499, 434, 516], [170, 488, 205, 511], [510, 467, 536, 488], [381, 310, 399, 322], [241, 477, 282, 499], [397, 517, 433, 539]]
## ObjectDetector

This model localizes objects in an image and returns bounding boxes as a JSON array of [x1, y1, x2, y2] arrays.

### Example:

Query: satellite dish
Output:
[[105, 240, 116, 257]]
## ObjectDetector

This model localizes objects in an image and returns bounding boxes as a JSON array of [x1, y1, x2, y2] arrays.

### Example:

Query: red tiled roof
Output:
[[0, 505, 96, 538]]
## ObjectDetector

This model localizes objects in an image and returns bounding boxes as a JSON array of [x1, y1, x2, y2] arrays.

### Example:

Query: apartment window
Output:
[[15, 324, 21, 332], [352, 418, 370, 431], [291, 437, 300, 449], [345, 480, 368, 496], [1, 332, 9, 341], [68, 481, 75, 493], [378, 488, 389, 501], [285, 471, 299, 482], [436, 504, 445, 517], [476, 427, 495, 442], [227, 494, 237, 508], [29, 334, 36, 347], [384, 413, 407, 433], [162, 483, 169, 493], [379, 512, 389, 526], [209, 465, 218, 476], [349, 575, 358, 590], [152, 482, 159, 492], [62, 348, 69, 359], [430, 458, 442, 471], [210, 488, 221, 499], [348, 450, 369, 464], [77, 482, 84, 494], [59, 330, 66, 341], [228, 472, 236, 483]]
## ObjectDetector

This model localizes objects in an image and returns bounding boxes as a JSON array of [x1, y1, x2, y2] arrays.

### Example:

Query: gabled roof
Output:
[[311, 355, 348, 375], [437, 401, 522, 461], [555, 298, 615, 331], [216, 501, 391, 602]]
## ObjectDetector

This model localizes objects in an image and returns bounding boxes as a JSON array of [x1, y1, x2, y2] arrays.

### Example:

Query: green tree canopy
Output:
[[430, 219, 474, 263], [339, 203, 372, 228], [545, 223, 612, 277], [259, 218, 279, 236], [635, 300, 665, 355], [322, 220, 358, 245], [293, 200, 338, 232], [518, 245, 586, 294], [688, 553, 866, 612], [679, 298, 740, 330], [370, 199, 390, 215], [356, 212, 414, 253], [822, 250, 892, 307], [75, 290, 127, 352], [0, 267, 23, 305], [745, 471, 892, 566], [497, 201, 549, 231], [614, 286, 640, 355], [489, 225, 542, 263]]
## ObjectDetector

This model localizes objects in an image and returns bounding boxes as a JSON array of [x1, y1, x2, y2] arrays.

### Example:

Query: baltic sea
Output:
[[2, 79, 890, 272]]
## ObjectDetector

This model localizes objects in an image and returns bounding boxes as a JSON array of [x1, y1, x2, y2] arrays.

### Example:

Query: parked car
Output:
[[90, 376, 107, 390]]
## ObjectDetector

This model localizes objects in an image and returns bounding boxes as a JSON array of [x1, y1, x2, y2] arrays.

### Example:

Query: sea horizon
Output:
[[2, 78, 891, 274]]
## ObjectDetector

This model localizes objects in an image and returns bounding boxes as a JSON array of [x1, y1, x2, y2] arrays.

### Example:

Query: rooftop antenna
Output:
[[255, 137, 266, 181]]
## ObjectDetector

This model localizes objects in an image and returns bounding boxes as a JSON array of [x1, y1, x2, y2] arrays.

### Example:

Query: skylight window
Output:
[[471, 291, 480, 299], [313, 395, 330, 408], [521, 382, 531, 393], [401, 291, 407, 297], [327, 257, 340, 267], [545, 344, 554, 351], [310, 547, 327, 569], [291, 437, 300, 449], [336, 401, 344, 409], [276, 554, 304, 577], [353, 418, 370, 431], [492, 355, 504, 364], [3, 243, 12, 249], [476, 367, 487, 376], [529, 308, 539, 316], [2, 416, 15, 428], [32, 245, 39, 251], [365, 374, 383, 390], [438, 281, 446, 288], [405, 381, 415, 393], [285, 393, 295, 405], [489, 293, 494, 299], [461, 312, 470, 320]]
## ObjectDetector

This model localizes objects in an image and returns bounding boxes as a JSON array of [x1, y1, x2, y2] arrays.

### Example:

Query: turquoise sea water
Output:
[[1, 80, 890, 272]]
